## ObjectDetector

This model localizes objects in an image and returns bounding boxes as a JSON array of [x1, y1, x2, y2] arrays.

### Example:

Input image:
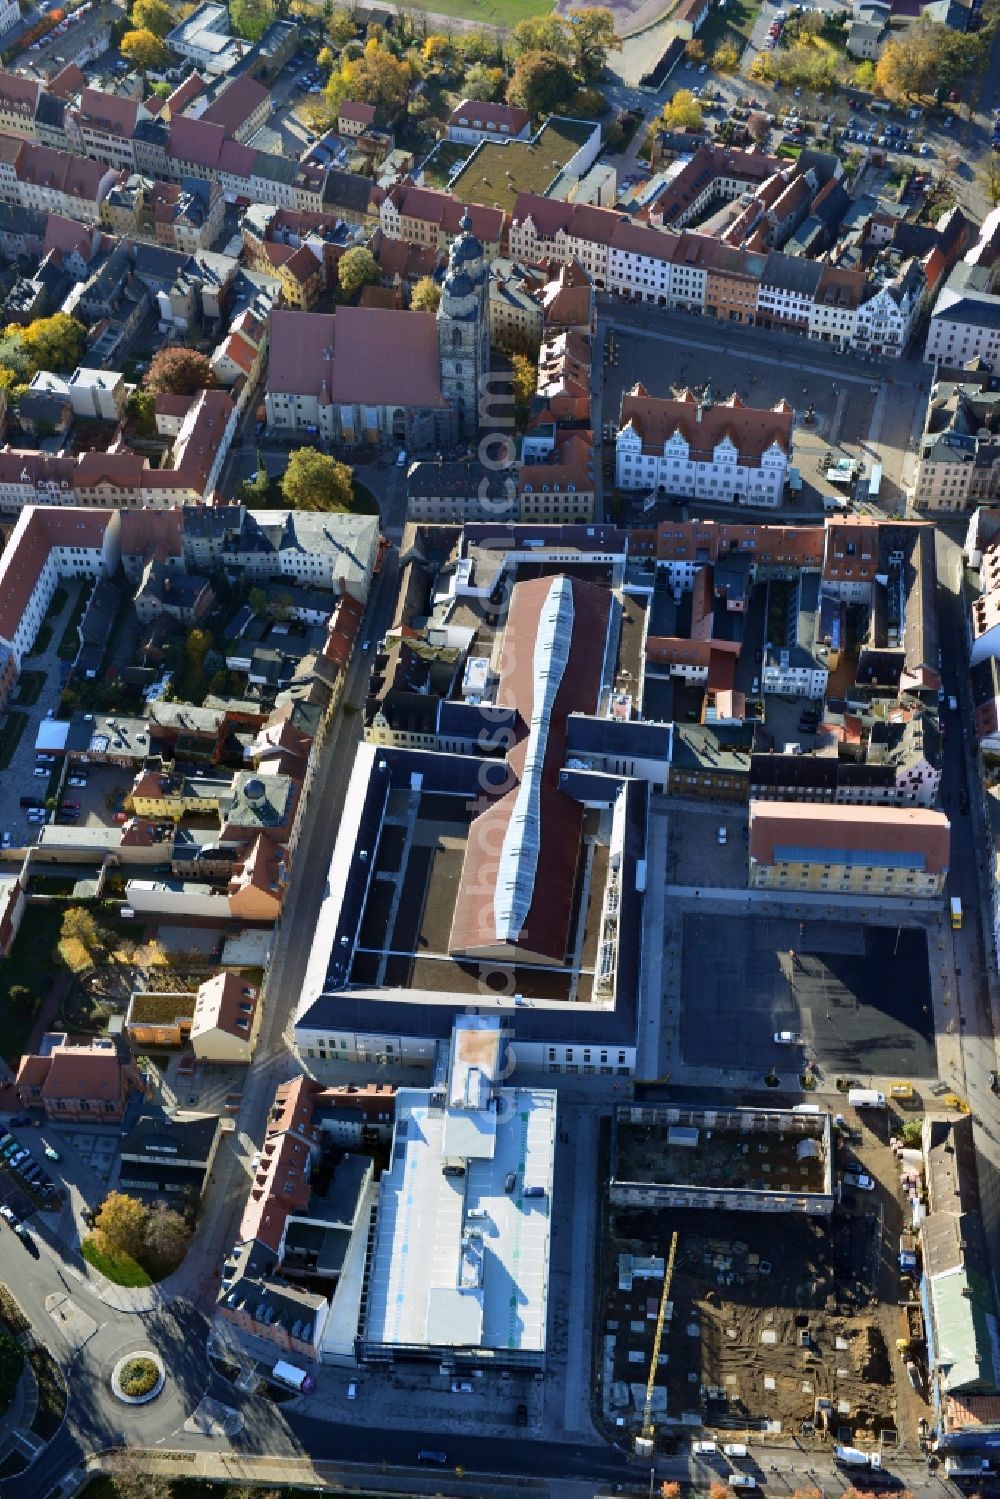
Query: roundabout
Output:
[[111, 1352, 165, 1406]]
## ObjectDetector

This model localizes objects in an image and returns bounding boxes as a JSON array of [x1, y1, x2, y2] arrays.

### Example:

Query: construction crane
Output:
[[639, 1231, 679, 1448]]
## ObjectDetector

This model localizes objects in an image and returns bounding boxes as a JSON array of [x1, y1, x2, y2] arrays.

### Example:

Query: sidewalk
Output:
[[81, 1449, 550, 1497]]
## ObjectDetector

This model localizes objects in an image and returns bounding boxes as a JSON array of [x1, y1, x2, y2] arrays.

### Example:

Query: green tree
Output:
[[325, 5, 356, 47], [144, 1203, 192, 1274], [230, 0, 275, 40], [979, 154, 1000, 207], [410, 275, 441, 312], [662, 88, 702, 130], [422, 32, 453, 65], [7, 985, 35, 1015], [510, 14, 570, 56], [59, 905, 102, 956], [460, 29, 505, 65], [565, 6, 621, 80], [713, 38, 739, 72], [512, 352, 536, 425], [507, 49, 577, 116], [95, 1192, 150, 1260], [463, 61, 505, 101], [128, 388, 156, 435], [325, 36, 413, 112], [852, 58, 876, 89], [131, 0, 174, 36], [181, 628, 211, 697], [248, 586, 269, 615], [120, 27, 169, 70], [144, 346, 215, 396], [337, 245, 379, 298], [281, 448, 354, 512], [18, 313, 86, 374], [316, 44, 334, 71]]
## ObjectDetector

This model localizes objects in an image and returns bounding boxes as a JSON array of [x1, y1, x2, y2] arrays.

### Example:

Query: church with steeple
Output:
[[436, 208, 490, 440], [264, 208, 489, 452]]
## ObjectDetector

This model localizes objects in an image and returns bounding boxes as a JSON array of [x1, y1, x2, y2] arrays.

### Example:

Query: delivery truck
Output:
[[272, 1360, 315, 1394]]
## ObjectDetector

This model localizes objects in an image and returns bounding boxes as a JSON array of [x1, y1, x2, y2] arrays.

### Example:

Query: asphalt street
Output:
[[935, 530, 1000, 1301]]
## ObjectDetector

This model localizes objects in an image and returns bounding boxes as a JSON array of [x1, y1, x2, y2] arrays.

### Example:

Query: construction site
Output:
[[599, 1105, 923, 1452]]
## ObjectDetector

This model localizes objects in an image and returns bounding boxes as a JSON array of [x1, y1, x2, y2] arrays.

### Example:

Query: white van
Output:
[[723, 1443, 749, 1458], [792, 1104, 821, 1115], [848, 1088, 886, 1109], [271, 1359, 314, 1393], [729, 1477, 756, 1489], [693, 1440, 717, 1455]]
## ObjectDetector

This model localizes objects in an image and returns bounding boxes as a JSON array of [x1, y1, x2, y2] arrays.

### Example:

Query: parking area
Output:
[[679, 912, 936, 1078], [59, 1127, 118, 1183], [667, 803, 750, 888], [62, 763, 132, 829], [0, 582, 86, 855]]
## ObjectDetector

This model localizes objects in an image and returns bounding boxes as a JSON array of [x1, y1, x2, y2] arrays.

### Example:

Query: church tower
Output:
[[437, 207, 490, 440]]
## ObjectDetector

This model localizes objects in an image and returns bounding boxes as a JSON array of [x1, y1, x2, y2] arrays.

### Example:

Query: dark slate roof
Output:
[[321, 167, 374, 216], [565, 713, 671, 761], [119, 1099, 219, 1165], [35, 93, 66, 129]]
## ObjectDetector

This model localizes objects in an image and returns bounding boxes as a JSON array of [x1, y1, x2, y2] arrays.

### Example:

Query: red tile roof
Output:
[[339, 99, 377, 125], [201, 74, 267, 134], [620, 384, 793, 465], [42, 213, 95, 260], [168, 114, 225, 169], [0, 507, 113, 651], [0, 71, 39, 113], [389, 182, 503, 244], [165, 72, 205, 117], [267, 306, 446, 409], [448, 98, 530, 136], [78, 88, 141, 137], [193, 970, 258, 1040], [749, 800, 951, 873], [15, 141, 109, 203], [48, 63, 86, 101], [239, 1127, 314, 1252], [449, 574, 611, 964]]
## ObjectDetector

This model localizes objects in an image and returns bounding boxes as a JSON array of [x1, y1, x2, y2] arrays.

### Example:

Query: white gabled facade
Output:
[[615, 423, 788, 507]]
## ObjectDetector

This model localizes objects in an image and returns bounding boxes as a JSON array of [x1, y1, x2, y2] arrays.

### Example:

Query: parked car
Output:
[[43, 1145, 60, 1162], [773, 1030, 802, 1045], [843, 1168, 875, 1190]]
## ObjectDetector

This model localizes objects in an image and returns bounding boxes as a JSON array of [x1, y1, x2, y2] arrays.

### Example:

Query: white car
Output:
[[347, 1381, 358, 1399], [717, 826, 727, 845], [773, 1030, 802, 1045], [0, 1206, 15, 1224], [843, 1169, 875, 1190]]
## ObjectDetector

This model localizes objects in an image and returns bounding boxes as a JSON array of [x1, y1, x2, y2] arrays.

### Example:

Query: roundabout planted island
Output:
[[111, 1353, 165, 1406]]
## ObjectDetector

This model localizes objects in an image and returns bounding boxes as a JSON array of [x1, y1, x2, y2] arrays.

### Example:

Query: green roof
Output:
[[420, 140, 473, 191], [449, 117, 595, 214]]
